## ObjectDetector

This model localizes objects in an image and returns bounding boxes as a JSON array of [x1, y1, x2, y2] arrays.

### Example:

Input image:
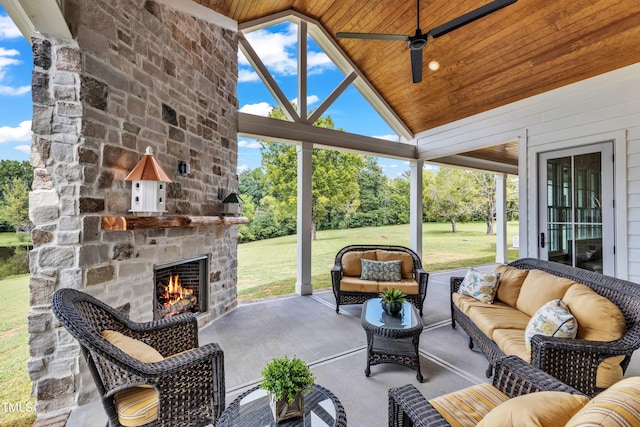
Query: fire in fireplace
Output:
[[154, 255, 208, 320]]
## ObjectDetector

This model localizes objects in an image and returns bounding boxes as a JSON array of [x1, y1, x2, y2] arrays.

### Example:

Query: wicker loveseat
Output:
[[52, 288, 225, 427], [331, 244, 429, 315], [451, 258, 640, 396], [390, 355, 640, 427]]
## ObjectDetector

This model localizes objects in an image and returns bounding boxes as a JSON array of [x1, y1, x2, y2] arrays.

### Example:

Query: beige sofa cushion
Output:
[[465, 303, 531, 338], [493, 265, 529, 307], [339, 276, 378, 292], [102, 330, 164, 363], [378, 279, 419, 295], [492, 328, 531, 362], [376, 250, 414, 279], [478, 391, 589, 427], [341, 250, 376, 277], [429, 383, 509, 427], [563, 283, 627, 388], [566, 377, 640, 427], [515, 269, 576, 317]]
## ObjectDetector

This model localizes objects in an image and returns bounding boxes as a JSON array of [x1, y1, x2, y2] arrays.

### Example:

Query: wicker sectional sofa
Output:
[[331, 245, 429, 315], [451, 258, 640, 396]]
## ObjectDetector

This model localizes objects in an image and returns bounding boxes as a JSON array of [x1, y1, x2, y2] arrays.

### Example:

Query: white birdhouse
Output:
[[222, 193, 244, 216], [125, 147, 172, 216]]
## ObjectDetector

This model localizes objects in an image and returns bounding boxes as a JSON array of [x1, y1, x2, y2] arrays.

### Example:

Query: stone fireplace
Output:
[[154, 255, 208, 320], [26, 1, 240, 424]]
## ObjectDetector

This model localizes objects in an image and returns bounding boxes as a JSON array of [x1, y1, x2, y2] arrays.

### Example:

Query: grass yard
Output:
[[0, 274, 36, 427], [0, 232, 31, 247], [237, 221, 520, 300]]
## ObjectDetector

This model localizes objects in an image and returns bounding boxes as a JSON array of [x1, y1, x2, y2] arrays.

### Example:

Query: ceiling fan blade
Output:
[[410, 49, 423, 84], [427, 0, 517, 39], [336, 32, 409, 41]]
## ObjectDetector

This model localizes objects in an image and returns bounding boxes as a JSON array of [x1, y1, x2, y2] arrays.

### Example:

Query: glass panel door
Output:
[[539, 143, 614, 275]]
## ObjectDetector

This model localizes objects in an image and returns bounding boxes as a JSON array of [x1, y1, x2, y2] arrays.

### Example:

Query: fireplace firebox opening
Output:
[[154, 255, 208, 320]]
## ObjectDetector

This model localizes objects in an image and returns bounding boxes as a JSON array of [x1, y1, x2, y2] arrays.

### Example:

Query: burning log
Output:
[[156, 273, 198, 319]]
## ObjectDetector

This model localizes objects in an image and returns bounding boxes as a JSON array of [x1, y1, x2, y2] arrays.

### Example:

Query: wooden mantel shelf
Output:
[[101, 215, 249, 231]]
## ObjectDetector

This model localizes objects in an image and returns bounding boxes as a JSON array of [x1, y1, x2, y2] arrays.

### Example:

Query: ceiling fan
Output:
[[336, 0, 517, 83]]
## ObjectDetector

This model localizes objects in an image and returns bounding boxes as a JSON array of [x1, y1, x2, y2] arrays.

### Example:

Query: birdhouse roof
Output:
[[222, 193, 244, 204], [125, 147, 172, 182]]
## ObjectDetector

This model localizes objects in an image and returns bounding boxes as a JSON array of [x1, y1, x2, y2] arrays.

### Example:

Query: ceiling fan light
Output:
[[428, 60, 440, 71], [408, 38, 427, 50]]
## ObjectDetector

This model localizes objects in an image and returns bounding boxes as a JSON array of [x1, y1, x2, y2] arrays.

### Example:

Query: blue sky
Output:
[[0, 9, 412, 177]]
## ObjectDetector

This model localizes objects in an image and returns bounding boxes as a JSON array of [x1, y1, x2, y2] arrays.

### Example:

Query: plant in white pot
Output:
[[260, 355, 315, 423]]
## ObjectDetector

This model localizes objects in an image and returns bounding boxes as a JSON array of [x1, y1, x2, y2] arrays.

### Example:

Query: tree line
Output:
[[238, 110, 518, 243]]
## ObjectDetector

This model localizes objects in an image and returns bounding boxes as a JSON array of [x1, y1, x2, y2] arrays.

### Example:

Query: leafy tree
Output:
[[0, 160, 33, 193], [0, 178, 33, 232], [424, 168, 475, 232], [260, 107, 364, 239], [468, 172, 497, 235], [238, 168, 269, 206]]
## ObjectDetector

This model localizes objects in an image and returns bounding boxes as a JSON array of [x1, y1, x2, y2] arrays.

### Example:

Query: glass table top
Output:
[[363, 298, 419, 329]]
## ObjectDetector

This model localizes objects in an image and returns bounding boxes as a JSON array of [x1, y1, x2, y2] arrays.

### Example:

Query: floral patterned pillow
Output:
[[525, 299, 578, 351], [458, 268, 501, 304], [360, 259, 402, 281]]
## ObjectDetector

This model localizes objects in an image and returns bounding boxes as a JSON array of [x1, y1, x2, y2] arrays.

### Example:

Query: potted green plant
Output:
[[260, 355, 315, 423], [379, 288, 407, 316]]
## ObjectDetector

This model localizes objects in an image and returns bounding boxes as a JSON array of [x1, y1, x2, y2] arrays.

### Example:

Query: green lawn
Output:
[[0, 232, 31, 247], [238, 221, 520, 300], [0, 274, 36, 427]]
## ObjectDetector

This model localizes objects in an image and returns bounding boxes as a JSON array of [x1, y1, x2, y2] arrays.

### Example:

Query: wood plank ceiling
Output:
[[196, 0, 640, 168]]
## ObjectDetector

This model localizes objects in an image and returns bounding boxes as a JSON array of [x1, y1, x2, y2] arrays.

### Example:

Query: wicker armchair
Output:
[[388, 356, 584, 427], [52, 288, 225, 427]]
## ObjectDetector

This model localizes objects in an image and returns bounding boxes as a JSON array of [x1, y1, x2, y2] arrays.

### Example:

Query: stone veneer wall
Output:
[[27, 0, 238, 422]]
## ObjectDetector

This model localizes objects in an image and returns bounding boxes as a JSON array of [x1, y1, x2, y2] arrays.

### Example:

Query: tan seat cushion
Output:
[[493, 265, 529, 307], [465, 303, 531, 338], [339, 276, 378, 292], [492, 328, 531, 362], [341, 250, 376, 277], [566, 377, 640, 427], [378, 279, 419, 295], [114, 385, 159, 427], [429, 383, 509, 427], [563, 283, 627, 388], [477, 391, 589, 427], [376, 250, 414, 279], [102, 330, 164, 363], [515, 269, 576, 317]]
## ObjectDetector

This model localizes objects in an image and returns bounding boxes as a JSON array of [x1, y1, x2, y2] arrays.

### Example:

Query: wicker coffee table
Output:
[[216, 383, 347, 426], [361, 298, 424, 382]]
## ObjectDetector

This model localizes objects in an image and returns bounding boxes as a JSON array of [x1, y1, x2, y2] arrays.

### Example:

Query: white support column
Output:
[[298, 21, 308, 119], [296, 142, 313, 295], [495, 173, 508, 264], [410, 160, 423, 259]]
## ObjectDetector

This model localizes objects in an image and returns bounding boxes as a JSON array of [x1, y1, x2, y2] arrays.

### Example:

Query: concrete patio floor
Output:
[[68, 265, 640, 426]]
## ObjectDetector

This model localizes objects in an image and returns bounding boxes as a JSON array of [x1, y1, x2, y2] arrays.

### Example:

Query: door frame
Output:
[[523, 130, 628, 278]]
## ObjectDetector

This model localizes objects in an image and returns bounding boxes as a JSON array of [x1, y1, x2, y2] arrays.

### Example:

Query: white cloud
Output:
[[0, 15, 22, 39], [237, 164, 250, 173], [238, 68, 259, 83], [0, 120, 31, 143], [238, 139, 261, 149], [290, 94, 320, 106], [239, 23, 335, 78], [373, 134, 400, 142], [15, 144, 30, 154], [239, 102, 273, 117], [0, 46, 30, 96]]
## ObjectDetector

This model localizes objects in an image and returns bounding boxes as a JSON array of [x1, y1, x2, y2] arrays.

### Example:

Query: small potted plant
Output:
[[379, 288, 407, 316], [260, 355, 315, 423]]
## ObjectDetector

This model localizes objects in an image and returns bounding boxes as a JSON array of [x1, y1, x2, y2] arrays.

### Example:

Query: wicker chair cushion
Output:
[[360, 259, 402, 281], [563, 283, 626, 341], [493, 265, 529, 307], [113, 385, 159, 427], [465, 302, 530, 338], [515, 269, 575, 317], [375, 250, 414, 279], [429, 383, 509, 427], [458, 269, 501, 304], [492, 329, 531, 362], [339, 276, 378, 292], [524, 299, 578, 352], [102, 330, 164, 363], [377, 279, 419, 294], [566, 377, 640, 427], [477, 391, 589, 427], [341, 250, 376, 276]]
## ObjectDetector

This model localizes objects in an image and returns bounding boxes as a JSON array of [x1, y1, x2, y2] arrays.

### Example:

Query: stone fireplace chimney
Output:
[[27, 1, 239, 423]]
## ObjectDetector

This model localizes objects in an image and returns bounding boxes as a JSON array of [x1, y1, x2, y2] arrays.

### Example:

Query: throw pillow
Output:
[[524, 299, 578, 352], [458, 268, 501, 304], [566, 377, 640, 427], [102, 330, 164, 363], [477, 391, 589, 427], [360, 259, 402, 281]]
